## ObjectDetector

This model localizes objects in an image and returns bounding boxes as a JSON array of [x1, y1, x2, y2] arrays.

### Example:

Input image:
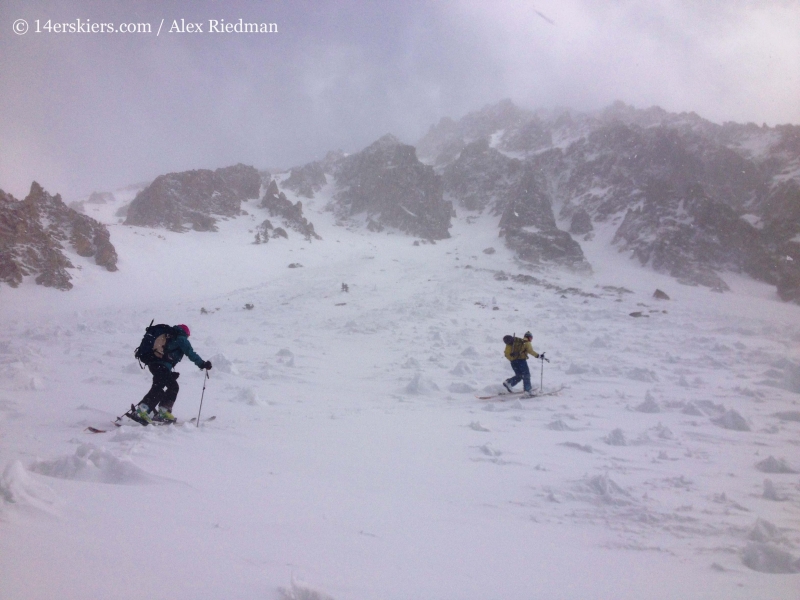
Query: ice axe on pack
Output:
[[538, 352, 550, 393]]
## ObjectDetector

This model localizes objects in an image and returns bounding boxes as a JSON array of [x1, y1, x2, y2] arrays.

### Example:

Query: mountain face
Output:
[[442, 138, 589, 270], [125, 164, 261, 231], [498, 163, 590, 272], [0, 182, 118, 290], [419, 100, 800, 301], [331, 135, 452, 240], [15, 100, 794, 300], [281, 151, 345, 199]]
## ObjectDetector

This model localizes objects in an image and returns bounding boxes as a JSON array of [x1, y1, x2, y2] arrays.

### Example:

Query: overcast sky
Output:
[[1, 0, 798, 201]]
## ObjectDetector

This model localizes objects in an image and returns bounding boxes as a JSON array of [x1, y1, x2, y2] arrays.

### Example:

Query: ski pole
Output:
[[539, 352, 549, 392], [196, 370, 209, 427]]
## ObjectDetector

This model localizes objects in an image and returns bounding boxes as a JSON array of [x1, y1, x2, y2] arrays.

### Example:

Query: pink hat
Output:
[[176, 324, 190, 336]]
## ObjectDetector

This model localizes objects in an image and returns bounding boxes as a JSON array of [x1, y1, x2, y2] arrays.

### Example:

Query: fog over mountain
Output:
[[3, 99, 798, 303], [1, 1, 799, 201]]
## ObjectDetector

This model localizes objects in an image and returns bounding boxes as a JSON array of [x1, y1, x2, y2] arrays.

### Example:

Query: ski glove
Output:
[[202, 361, 212, 370]]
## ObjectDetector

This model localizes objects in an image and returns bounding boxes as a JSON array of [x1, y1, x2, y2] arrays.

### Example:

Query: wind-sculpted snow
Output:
[[0, 461, 60, 516], [29, 444, 158, 485]]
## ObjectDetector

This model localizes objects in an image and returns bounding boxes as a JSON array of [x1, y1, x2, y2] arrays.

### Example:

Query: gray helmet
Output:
[[524, 331, 532, 339]]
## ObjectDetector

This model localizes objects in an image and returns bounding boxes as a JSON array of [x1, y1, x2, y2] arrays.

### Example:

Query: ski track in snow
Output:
[[1, 187, 799, 599]]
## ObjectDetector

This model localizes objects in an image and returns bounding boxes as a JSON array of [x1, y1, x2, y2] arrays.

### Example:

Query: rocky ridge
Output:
[[418, 100, 800, 301], [125, 164, 261, 231], [11, 101, 797, 300], [0, 182, 118, 290]]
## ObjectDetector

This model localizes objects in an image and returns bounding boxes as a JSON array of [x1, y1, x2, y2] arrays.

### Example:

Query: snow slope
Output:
[[1, 182, 799, 599]]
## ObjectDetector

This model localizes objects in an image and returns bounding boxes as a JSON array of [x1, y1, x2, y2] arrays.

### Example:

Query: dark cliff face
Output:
[[332, 135, 452, 240], [125, 164, 261, 231], [420, 99, 800, 301], [612, 182, 772, 289], [441, 138, 589, 271], [498, 164, 590, 272], [0, 182, 118, 290], [442, 139, 522, 213]]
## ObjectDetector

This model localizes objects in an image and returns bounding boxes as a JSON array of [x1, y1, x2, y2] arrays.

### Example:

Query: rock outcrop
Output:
[[125, 164, 260, 231], [260, 180, 321, 241], [332, 135, 452, 239], [441, 138, 589, 270], [418, 99, 800, 300], [0, 182, 118, 290], [498, 164, 590, 272]]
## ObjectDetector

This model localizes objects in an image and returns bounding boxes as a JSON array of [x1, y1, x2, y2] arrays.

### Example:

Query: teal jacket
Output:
[[156, 332, 205, 370]]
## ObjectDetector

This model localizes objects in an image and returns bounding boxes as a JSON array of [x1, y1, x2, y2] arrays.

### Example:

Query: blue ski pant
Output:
[[506, 359, 532, 392]]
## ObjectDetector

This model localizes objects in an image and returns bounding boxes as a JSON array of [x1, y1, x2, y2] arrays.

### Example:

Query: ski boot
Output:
[[132, 404, 153, 425], [153, 406, 177, 424]]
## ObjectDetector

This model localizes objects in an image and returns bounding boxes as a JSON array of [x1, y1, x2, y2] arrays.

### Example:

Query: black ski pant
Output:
[[506, 359, 532, 392], [140, 363, 179, 412]]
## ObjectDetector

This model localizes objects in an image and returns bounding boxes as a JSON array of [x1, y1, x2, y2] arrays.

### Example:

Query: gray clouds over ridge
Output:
[[1, 0, 798, 200]]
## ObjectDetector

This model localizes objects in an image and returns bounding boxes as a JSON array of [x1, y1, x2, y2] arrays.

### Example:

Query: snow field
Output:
[[1, 185, 799, 599]]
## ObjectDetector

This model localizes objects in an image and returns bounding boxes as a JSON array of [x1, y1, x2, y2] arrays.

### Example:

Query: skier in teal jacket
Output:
[[136, 324, 211, 423]]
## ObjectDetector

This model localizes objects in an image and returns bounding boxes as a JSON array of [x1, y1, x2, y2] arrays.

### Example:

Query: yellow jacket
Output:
[[505, 337, 539, 361]]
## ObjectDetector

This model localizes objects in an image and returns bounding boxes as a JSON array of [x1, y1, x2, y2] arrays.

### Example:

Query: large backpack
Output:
[[508, 336, 527, 360], [134, 321, 179, 367]]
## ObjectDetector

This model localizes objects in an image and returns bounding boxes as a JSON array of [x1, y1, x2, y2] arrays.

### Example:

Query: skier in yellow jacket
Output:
[[503, 331, 540, 397]]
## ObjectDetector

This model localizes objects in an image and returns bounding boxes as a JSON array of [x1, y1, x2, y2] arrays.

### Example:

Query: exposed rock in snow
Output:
[[773, 410, 800, 422], [711, 409, 751, 431], [253, 219, 288, 244], [741, 542, 800, 574], [569, 208, 593, 235], [419, 99, 800, 300], [634, 397, 661, 413], [331, 134, 452, 240], [0, 182, 118, 290], [755, 456, 797, 474], [497, 163, 590, 271], [469, 421, 490, 432], [604, 428, 627, 446], [261, 180, 321, 240], [574, 474, 633, 506], [762, 479, 787, 501], [125, 163, 260, 231], [612, 182, 769, 290], [442, 138, 522, 213]]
